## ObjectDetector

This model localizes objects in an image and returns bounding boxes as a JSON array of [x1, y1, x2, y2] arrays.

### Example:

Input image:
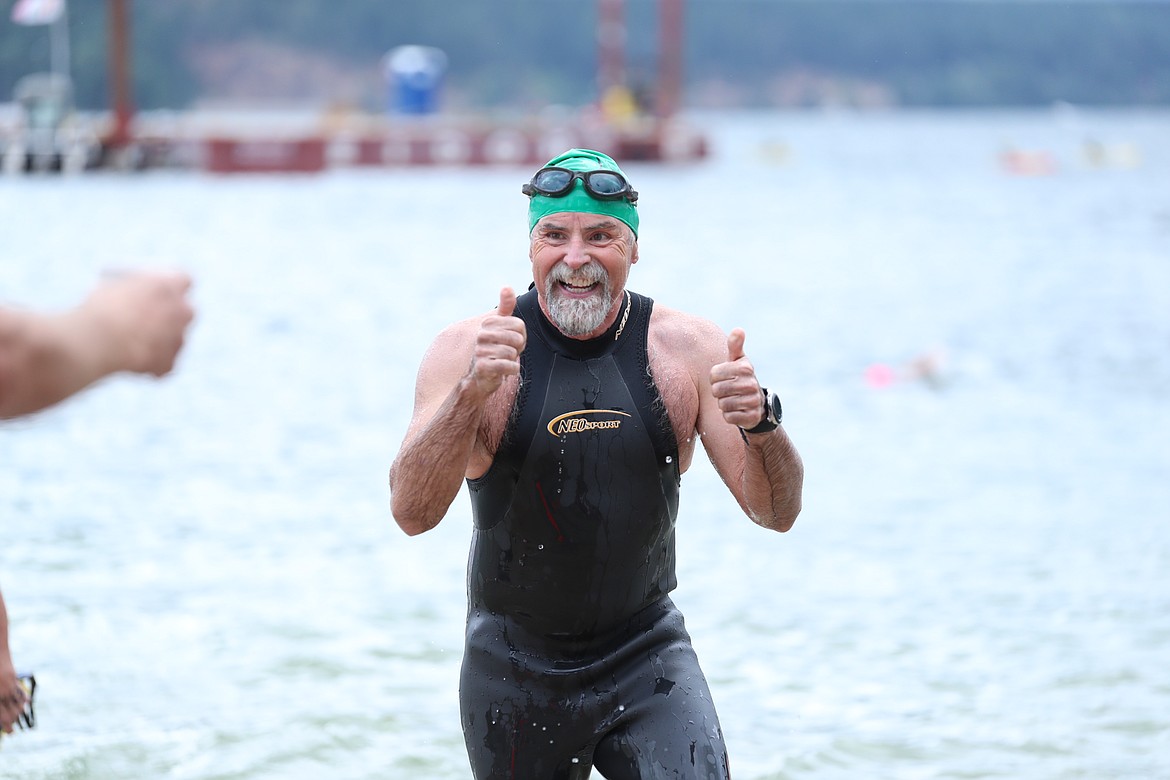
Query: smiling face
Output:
[[529, 212, 639, 339]]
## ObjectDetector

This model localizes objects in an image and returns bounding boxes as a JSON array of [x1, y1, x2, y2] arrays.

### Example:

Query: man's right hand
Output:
[[469, 287, 527, 397]]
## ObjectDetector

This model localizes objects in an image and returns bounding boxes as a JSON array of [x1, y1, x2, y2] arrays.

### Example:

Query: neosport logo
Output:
[[546, 409, 631, 437]]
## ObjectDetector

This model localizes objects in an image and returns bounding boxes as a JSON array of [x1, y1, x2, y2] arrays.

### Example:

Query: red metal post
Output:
[[108, 0, 134, 146], [598, 0, 626, 97], [658, 0, 683, 118]]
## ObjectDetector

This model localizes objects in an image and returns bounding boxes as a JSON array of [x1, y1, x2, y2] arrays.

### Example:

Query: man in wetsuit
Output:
[[389, 149, 803, 779]]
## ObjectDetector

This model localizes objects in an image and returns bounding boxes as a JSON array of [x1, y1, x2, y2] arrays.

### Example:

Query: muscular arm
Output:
[[698, 322, 804, 532], [388, 342, 493, 537], [0, 271, 194, 420], [389, 288, 526, 536]]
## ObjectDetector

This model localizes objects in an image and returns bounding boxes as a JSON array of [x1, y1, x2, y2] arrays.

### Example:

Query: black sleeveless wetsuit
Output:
[[460, 288, 730, 780]]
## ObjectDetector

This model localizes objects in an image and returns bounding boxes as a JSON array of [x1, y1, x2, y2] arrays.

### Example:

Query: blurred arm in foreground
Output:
[[0, 269, 195, 733], [0, 270, 195, 420]]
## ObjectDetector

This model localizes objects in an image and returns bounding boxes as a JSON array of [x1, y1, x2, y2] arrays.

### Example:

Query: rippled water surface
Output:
[[2, 110, 1169, 779]]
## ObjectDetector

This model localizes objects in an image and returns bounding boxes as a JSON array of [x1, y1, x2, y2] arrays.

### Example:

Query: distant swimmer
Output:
[[998, 144, 1058, 176], [864, 348, 947, 390], [389, 149, 804, 778]]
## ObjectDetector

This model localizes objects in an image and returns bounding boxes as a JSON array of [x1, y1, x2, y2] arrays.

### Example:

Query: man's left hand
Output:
[[710, 328, 766, 430]]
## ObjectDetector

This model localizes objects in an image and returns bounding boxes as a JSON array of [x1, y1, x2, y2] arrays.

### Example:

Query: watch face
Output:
[[769, 392, 783, 423], [742, 389, 781, 434]]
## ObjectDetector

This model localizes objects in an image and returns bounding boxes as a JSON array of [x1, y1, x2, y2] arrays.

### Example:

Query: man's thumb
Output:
[[497, 286, 517, 316], [727, 328, 746, 362]]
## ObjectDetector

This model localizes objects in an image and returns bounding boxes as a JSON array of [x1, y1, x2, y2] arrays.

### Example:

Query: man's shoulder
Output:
[[648, 303, 724, 343], [419, 307, 498, 369], [646, 303, 726, 366], [433, 304, 504, 343]]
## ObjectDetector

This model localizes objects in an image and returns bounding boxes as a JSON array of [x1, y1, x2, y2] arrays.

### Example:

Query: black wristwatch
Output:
[[741, 387, 783, 435]]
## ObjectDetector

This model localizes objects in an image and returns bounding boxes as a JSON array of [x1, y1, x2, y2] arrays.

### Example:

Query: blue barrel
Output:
[[384, 46, 448, 116]]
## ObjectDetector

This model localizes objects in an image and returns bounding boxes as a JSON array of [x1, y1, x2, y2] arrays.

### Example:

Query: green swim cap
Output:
[[526, 148, 639, 237]]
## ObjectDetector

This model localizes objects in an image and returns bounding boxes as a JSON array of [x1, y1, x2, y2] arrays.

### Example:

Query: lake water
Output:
[[2, 109, 1168, 779]]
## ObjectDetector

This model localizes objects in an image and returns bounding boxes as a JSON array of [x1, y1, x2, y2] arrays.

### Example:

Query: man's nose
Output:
[[563, 235, 591, 268]]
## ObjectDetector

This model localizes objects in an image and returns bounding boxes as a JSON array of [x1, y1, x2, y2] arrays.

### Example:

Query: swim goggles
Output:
[[522, 167, 639, 203], [16, 675, 34, 731]]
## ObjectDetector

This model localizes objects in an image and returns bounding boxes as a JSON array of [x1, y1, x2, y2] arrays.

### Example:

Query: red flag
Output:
[[10, 0, 64, 25]]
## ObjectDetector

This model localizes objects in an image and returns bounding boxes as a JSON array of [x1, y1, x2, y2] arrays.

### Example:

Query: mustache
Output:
[[549, 261, 608, 287]]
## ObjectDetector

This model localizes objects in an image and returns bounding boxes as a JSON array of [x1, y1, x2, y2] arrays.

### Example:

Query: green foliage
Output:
[[685, 2, 1170, 106], [1, 0, 1167, 110]]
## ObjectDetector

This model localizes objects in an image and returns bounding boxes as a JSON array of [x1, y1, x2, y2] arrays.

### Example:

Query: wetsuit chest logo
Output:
[[546, 409, 632, 437]]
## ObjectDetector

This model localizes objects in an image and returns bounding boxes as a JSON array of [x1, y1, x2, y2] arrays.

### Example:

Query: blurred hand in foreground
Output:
[[0, 269, 196, 419]]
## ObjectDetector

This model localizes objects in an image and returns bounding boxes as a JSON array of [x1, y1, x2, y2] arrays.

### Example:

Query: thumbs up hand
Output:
[[709, 328, 766, 430], [470, 287, 528, 397]]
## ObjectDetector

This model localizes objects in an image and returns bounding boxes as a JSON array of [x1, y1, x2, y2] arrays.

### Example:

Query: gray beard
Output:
[[544, 262, 614, 336]]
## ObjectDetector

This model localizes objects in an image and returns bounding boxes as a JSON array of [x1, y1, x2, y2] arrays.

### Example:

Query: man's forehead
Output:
[[536, 213, 624, 231]]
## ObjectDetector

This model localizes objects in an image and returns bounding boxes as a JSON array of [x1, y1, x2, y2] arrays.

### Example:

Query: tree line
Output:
[[1, 0, 1167, 110]]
